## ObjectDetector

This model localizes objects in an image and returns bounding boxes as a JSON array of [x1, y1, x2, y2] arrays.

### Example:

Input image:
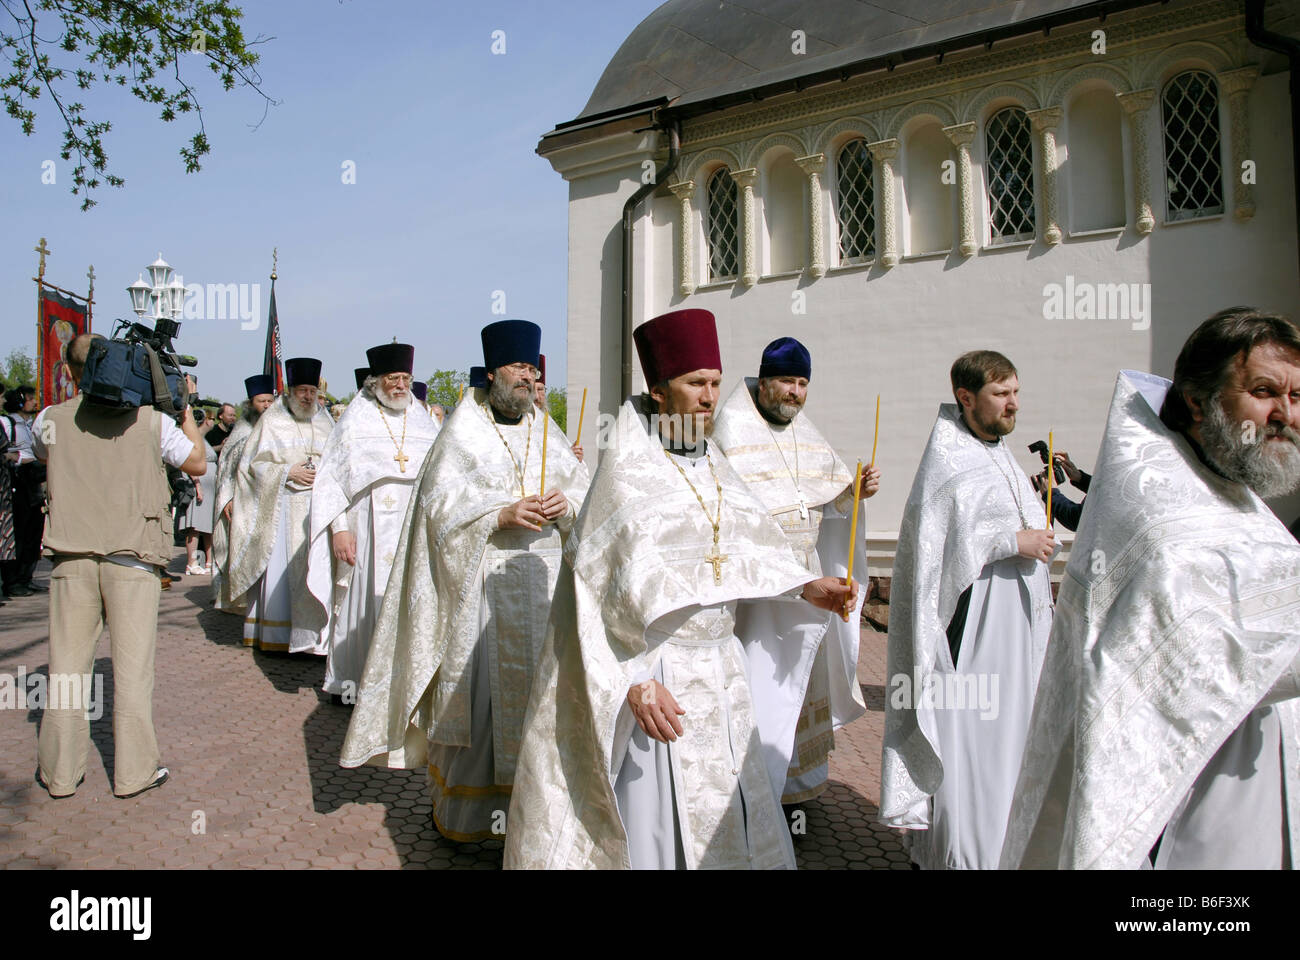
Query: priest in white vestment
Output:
[[339, 320, 590, 842], [307, 344, 440, 702], [212, 375, 274, 614], [504, 309, 860, 869], [227, 357, 335, 654], [882, 350, 1056, 870], [1003, 308, 1300, 870], [713, 337, 876, 804]]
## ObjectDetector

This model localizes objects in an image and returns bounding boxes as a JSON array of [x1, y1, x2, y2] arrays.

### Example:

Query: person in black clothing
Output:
[[204, 403, 238, 451], [1, 386, 45, 598], [1031, 450, 1090, 532]]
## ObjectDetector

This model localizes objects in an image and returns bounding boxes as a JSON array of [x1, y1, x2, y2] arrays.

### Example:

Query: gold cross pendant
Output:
[[394, 451, 409, 472], [705, 544, 729, 585]]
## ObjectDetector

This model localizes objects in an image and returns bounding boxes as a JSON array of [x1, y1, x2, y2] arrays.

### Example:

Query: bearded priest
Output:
[[308, 344, 440, 704], [713, 337, 877, 806], [212, 375, 275, 614], [882, 350, 1056, 870], [227, 358, 335, 654], [504, 309, 859, 869], [1003, 308, 1300, 870], [339, 320, 590, 842]]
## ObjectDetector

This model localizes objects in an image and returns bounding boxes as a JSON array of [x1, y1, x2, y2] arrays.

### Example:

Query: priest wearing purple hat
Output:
[[341, 320, 591, 842], [505, 309, 858, 870], [211, 375, 277, 614], [306, 344, 440, 704], [227, 357, 336, 653], [713, 337, 881, 809]]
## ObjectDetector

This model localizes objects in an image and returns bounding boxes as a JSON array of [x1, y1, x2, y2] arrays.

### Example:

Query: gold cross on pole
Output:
[[394, 450, 410, 472], [705, 543, 729, 584], [35, 238, 50, 279], [86, 264, 95, 300]]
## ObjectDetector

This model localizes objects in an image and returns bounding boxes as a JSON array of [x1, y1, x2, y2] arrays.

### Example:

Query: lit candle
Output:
[[843, 459, 864, 622], [458, 382, 464, 403]]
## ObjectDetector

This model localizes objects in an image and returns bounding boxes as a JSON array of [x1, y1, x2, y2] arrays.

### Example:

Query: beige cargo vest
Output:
[[41, 395, 174, 567]]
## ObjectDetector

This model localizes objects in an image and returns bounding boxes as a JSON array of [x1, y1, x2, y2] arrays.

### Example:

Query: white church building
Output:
[[542, 0, 1300, 572]]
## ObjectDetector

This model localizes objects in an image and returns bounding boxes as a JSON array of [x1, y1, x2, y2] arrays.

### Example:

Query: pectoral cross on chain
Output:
[[706, 540, 729, 585], [393, 451, 409, 473], [796, 493, 809, 521]]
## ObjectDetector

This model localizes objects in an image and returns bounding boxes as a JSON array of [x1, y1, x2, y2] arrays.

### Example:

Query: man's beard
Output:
[[488, 375, 533, 419], [1198, 397, 1300, 497], [376, 385, 411, 411], [242, 405, 262, 425], [287, 395, 315, 420], [757, 385, 802, 424], [972, 407, 1015, 438]]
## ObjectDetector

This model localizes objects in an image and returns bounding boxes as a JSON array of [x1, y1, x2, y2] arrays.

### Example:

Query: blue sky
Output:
[[2, 0, 657, 402]]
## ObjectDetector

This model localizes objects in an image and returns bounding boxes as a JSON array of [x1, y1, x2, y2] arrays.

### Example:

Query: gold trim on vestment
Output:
[[428, 762, 513, 799], [430, 806, 502, 843], [244, 616, 293, 627], [242, 636, 289, 652]]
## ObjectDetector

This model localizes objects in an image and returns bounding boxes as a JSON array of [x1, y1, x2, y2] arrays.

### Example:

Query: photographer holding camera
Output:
[[31, 332, 205, 799]]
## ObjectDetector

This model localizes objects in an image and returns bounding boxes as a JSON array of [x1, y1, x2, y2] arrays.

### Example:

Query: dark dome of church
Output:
[[577, 0, 1107, 122]]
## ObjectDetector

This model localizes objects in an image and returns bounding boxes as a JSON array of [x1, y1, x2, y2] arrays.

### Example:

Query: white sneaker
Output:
[[185, 562, 204, 575]]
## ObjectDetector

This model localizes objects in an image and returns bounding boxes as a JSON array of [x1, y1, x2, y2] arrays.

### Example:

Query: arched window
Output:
[[985, 107, 1035, 243], [835, 139, 875, 263], [706, 168, 739, 281], [1162, 70, 1223, 221]]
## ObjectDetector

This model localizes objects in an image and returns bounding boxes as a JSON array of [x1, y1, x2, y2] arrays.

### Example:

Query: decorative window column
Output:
[[1117, 89, 1157, 234], [866, 139, 900, 267], [731, 168, 759, 287], [668, 179, 697, 295], [942, 122, 978, 257], [1026, 107, 1064, 245], [1219, 66, 1260, 222], [794, 154, 827, 278]]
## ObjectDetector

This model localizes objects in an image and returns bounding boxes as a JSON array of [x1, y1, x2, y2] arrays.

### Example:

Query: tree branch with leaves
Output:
[[1, 0, 275, 209]]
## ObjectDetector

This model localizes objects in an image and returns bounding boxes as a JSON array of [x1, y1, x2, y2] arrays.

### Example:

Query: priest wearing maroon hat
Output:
[[307, 344, 441, 704], [341, 320, 590, 842], [227, 357, 336, 653], [505, 309, 859, 869]]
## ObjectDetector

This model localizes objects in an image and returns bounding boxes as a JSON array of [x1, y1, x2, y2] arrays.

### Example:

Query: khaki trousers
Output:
[[36, 556, 161, 796]]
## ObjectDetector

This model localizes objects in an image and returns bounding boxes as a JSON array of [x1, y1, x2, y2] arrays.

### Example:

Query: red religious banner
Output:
[[39, 288, 90, 406]]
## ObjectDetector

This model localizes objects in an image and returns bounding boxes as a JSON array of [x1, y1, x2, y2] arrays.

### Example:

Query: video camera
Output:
[[1028, 440, 1065, 485], [80, 316, 198, 414]]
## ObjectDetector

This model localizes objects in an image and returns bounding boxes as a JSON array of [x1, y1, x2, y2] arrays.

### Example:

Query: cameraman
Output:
[[31, 333, 205, 799]]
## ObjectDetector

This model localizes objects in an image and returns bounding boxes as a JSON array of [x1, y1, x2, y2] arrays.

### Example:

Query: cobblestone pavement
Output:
[[0, 551, 910, 869]]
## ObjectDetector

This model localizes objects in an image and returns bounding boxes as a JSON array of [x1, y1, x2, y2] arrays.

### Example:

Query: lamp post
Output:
[[126, 252, 186, 321]]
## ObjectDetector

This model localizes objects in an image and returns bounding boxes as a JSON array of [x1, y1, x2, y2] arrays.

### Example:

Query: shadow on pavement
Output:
[[301, 698, 503, 869]]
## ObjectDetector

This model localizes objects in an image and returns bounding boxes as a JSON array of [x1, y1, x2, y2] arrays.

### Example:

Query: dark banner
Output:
[[263, 281, 284, 394], [38, 286, 90, 406]]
